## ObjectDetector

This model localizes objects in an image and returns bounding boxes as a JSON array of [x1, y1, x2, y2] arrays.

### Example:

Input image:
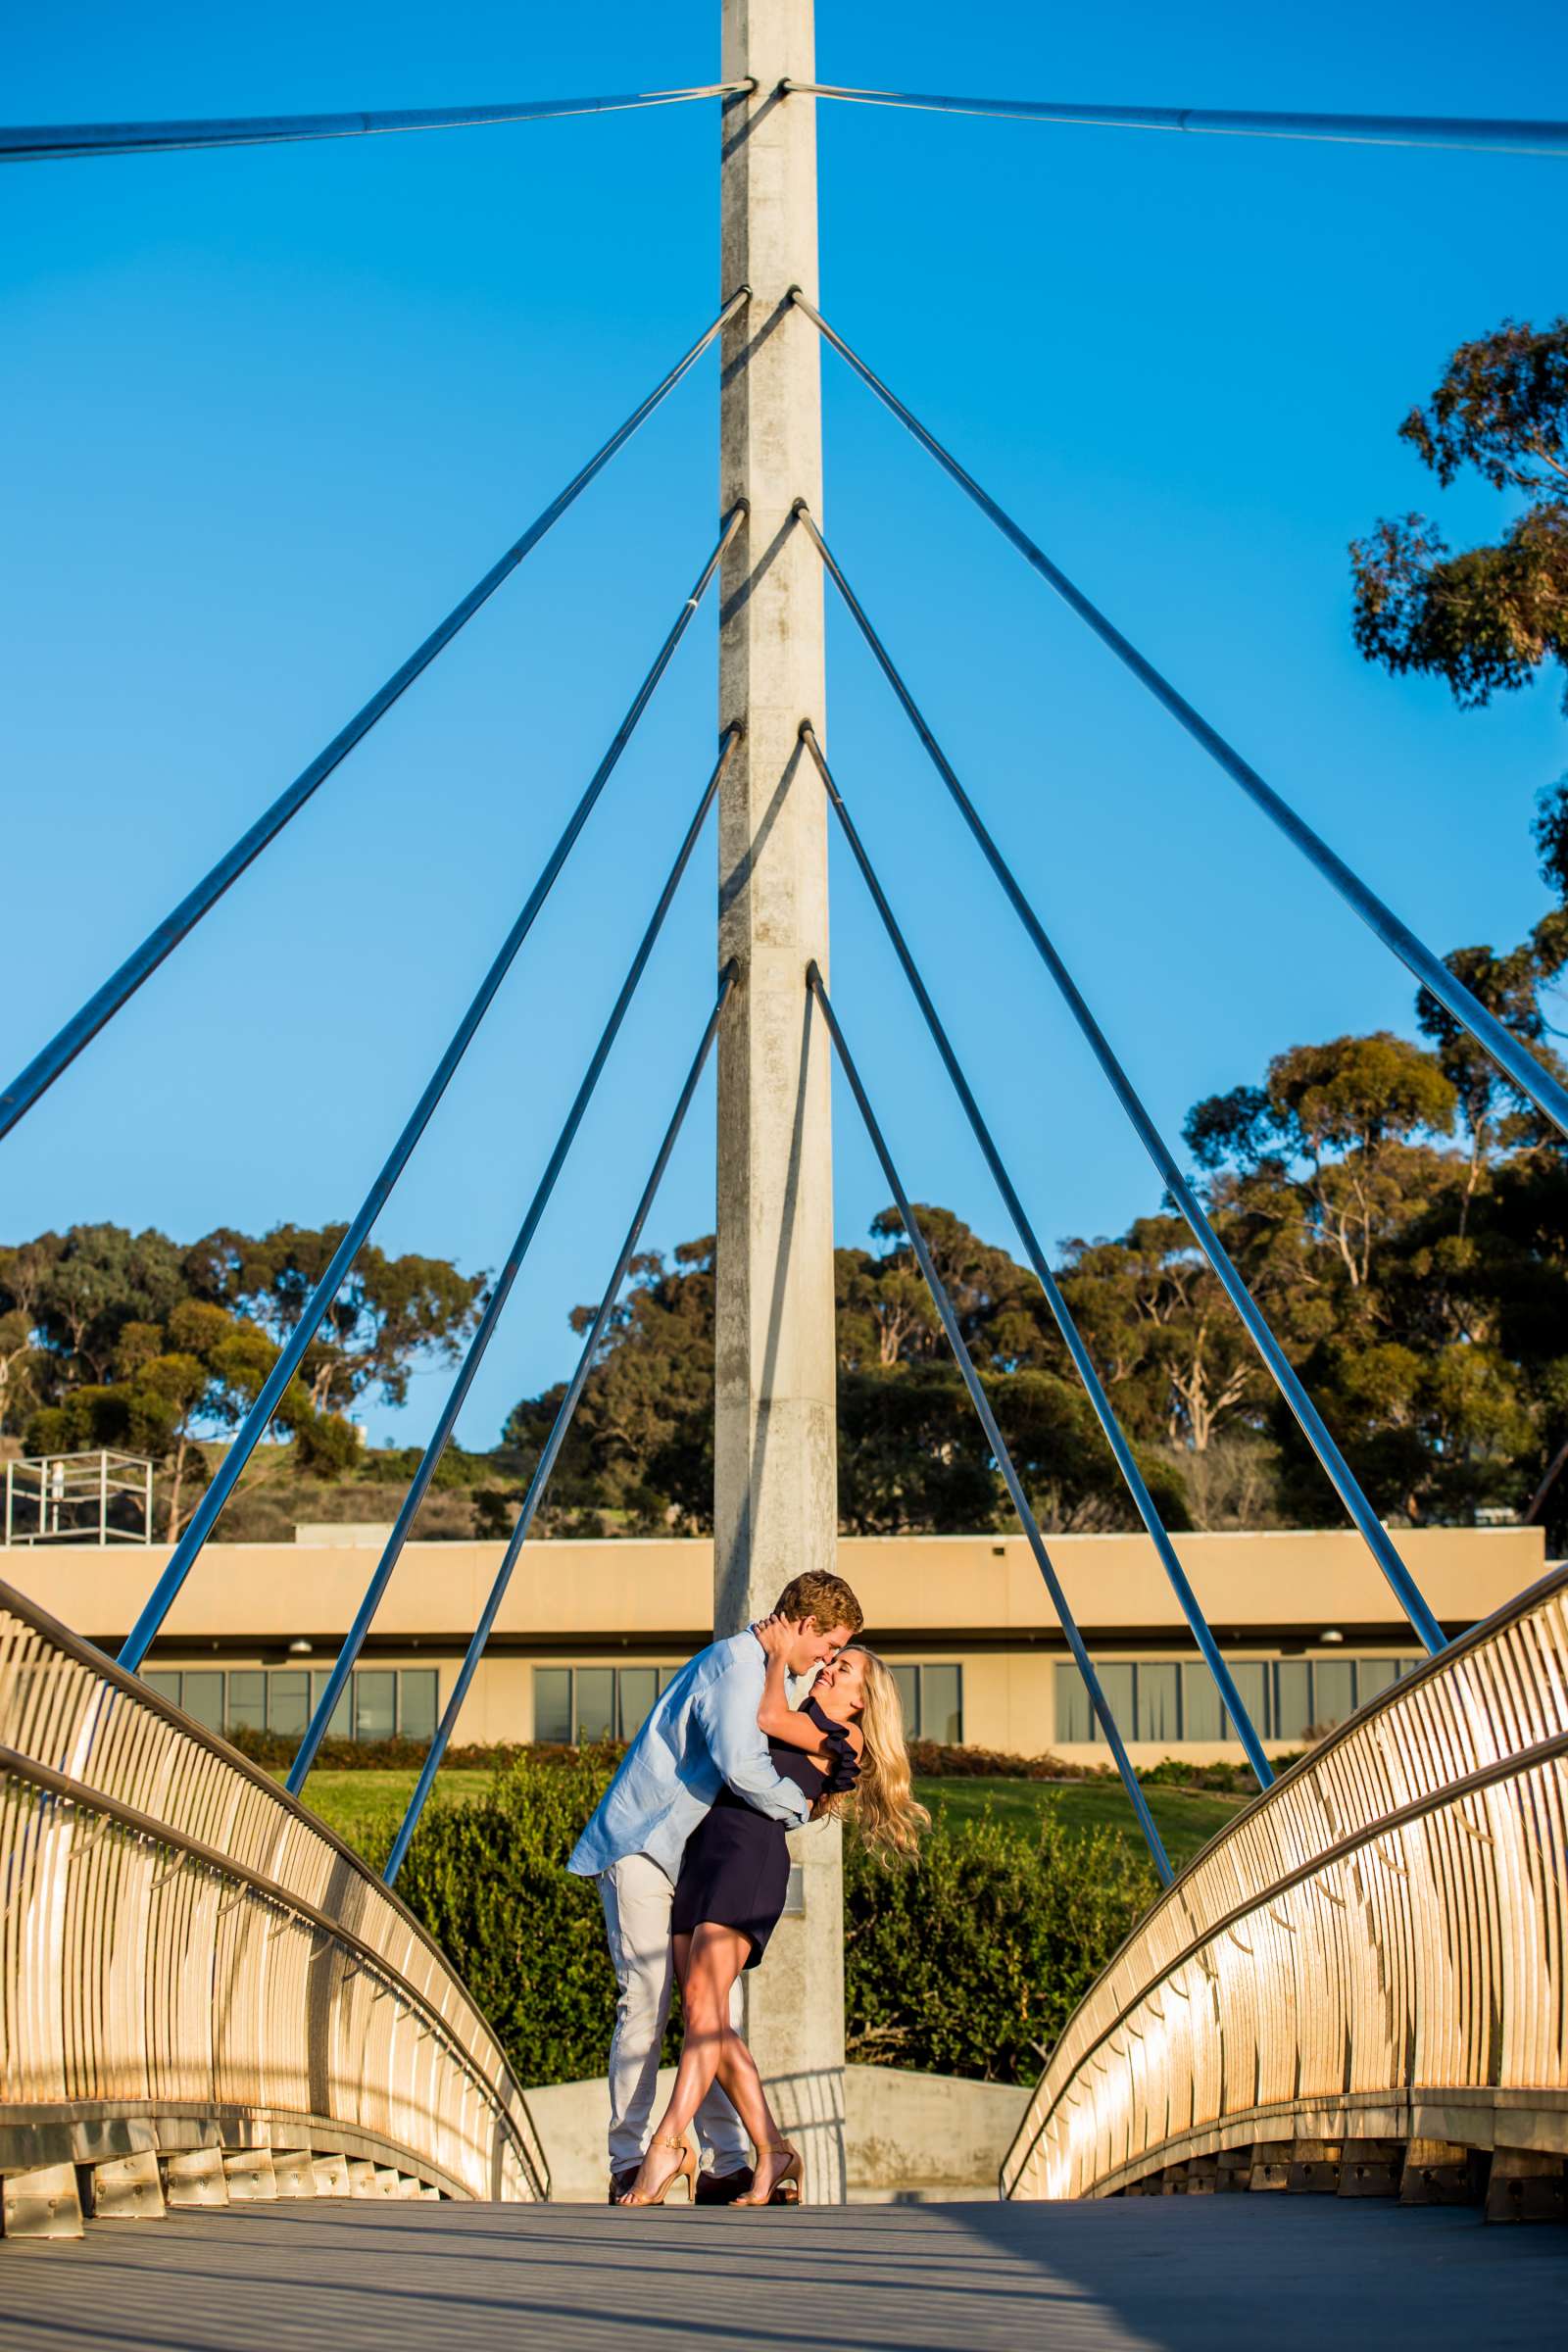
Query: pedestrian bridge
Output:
[[4, 1557, 1565, 2239], [4, 12, 1568, 2325]]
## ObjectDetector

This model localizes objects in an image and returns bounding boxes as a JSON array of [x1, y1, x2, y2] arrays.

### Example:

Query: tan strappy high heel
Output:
[[733, 2143, 803, 2206], [618, 2132, 698, 2206]]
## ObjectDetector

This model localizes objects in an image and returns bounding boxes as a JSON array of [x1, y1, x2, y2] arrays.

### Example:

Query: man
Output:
[[568, 1568, 863, 2204]]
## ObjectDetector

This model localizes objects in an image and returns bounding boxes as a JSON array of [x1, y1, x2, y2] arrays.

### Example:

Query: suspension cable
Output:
[[790, 292, 1568, 1150], [3, 83, 753, 165], [800, 724, 1272, 1789], [383, 962, 737, 1886], [118, 513, 743, 1675], [286, 729, 739, 1794], [0, 289, 749, 1146], [783, 82, 1568, 160], [808, 964, 1173, 1886], [796, 505, 1446, 1659]]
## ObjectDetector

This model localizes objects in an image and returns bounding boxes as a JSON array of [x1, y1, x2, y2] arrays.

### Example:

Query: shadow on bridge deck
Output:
[[4, 2196, 1565, 2352]]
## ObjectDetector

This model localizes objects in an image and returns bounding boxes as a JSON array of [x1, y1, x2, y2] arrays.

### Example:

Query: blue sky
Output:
[[5, 2, 1565, 1451]]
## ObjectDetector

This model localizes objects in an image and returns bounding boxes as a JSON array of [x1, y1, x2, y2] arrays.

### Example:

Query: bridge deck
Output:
[[4, 2198, 1565, 2351]]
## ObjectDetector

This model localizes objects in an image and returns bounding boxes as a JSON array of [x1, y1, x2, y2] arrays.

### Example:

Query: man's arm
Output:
[[692, 1652, 811, 1826]]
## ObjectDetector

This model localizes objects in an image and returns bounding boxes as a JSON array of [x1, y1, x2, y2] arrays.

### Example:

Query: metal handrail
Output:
[[0, 1576, 547, 2200], [1001, 1559, 1568, 2199], [0, 1742, 535, 2152]]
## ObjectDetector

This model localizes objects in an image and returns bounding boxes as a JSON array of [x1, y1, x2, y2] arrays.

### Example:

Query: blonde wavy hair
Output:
[[823, 1648, 929, 1863]]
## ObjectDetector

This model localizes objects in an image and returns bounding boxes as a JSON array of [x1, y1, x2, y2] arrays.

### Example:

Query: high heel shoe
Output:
[[732, 2143, 802, 2206], [618, 2132, 698, 2206]]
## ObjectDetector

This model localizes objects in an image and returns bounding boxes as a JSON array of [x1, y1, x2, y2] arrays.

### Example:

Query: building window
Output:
[[179, 1670, 225, 1733], [1219, 1660, 1270, 1746], [399, 1669, 438, 1743], [1055, 1655, 1424, 1746], [267, 1669, 312, 1740], [1274, 1659, 1314, 1743], [532, 1665, 682, 1745], [886, 1663, 964, 1743], [139, 1666, 443, 1745], [354, 1669, 397, 1742], [1134, 1662, 1180, 1743], [1308, 1657, 1356, 1732], [1179, 1660, 1224, 1743], [225, 1669, 268, 1735], [312, 1667, 353, 1740]]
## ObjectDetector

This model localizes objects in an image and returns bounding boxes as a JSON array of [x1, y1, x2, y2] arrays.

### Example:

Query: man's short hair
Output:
[[773, 1570, 863, 1639]]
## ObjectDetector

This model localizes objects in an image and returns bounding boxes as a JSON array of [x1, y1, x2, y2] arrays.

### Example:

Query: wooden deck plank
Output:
[[1, 2197, 1564, 2351]]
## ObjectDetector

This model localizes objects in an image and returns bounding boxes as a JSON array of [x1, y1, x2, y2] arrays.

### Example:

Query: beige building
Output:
[[0, 1523, 1546, 1767]]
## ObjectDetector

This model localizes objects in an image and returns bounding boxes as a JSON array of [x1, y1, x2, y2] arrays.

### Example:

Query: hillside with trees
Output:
[[0, 1224, 485, 1540]]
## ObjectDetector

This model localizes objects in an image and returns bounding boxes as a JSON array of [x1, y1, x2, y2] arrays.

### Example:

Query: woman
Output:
[[619, 1620, 928, 2208]]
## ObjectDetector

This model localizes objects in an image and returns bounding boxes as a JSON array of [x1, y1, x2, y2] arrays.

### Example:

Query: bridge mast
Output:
[[715, 4, 845, 2200]]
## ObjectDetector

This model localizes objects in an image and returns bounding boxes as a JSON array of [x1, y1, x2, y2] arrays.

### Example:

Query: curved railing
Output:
[[0, 1579, 547, 2215], [1003, 1564, 1568, 2202]]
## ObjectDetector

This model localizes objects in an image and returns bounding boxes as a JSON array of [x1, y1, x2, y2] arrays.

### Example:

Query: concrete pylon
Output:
[[714, 4, 845, 2204]]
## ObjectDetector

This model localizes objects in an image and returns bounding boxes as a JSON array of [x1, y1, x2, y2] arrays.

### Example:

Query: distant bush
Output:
[[369, 1750, 1155, 2090], [1137, 1754, 1301, 1793], [224, 1726, 623, 1775], [907, 1739, 1108, 1783], [225, 1720, 1260, 1793]]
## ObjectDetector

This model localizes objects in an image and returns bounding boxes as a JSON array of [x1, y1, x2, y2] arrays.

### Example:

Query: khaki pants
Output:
[[599, 1852, 750, 2176]]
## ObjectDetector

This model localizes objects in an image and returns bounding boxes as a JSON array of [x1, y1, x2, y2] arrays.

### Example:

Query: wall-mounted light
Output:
[[1319, 1629, 1345, 1645], [287, 1638, 313, 1657]]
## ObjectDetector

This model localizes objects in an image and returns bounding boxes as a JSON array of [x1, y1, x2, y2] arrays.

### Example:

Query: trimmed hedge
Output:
[[844, 1814, 1154, 2081], [366, 1751, 1156, 2089]]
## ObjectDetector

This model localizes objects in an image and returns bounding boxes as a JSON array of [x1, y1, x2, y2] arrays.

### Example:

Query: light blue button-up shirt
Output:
[[567, 1630, 810, 1884]]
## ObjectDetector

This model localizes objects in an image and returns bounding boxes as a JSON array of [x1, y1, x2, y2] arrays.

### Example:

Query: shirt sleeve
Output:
[[693, 1654, 811, 1826]]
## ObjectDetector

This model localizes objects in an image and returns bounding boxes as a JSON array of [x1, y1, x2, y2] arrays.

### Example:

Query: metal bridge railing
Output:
[[1001, 1563, 1568, 2203], [0, 1578, 547, 2223]]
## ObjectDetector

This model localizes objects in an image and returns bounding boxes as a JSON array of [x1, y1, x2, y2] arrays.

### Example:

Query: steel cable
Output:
[[800, 722, 1272, 1788], [3, 83, 753, 164], [790, 291, 1568, 1151], [796, 503, 1445, 1658], [119, 511, 743, 1674], [784, 82, 1568, 160], [286, 729, 740, 1794], [808, 963, 1173, 1886], [383, 963, 738, 1886], [0, 289, 750, 1145]]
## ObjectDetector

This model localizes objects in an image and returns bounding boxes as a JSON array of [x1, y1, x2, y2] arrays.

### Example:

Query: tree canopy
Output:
[[0, 1223, 483, 1538], [1349, 317, 1568, 709]]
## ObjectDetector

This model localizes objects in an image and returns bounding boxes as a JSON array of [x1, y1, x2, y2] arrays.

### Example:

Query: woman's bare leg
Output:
[[712, 2025, 781, 2154], [622, 1925, 749, 2201]]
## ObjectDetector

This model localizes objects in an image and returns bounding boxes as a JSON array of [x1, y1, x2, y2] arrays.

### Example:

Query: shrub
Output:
[[374, 1752, 1154, 2090], [845, 1812, 1155, 2082], [365, 1749, 626, 2086]]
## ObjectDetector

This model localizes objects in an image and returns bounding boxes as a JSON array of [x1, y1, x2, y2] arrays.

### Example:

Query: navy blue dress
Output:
[[671, 1697, 860, 1967]]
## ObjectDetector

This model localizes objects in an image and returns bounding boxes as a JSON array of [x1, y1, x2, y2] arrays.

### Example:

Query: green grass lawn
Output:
[[915, 1777, 1249, 1872], [275, 1769, 491, 1853], [288, 1765, 1249, 1875]]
